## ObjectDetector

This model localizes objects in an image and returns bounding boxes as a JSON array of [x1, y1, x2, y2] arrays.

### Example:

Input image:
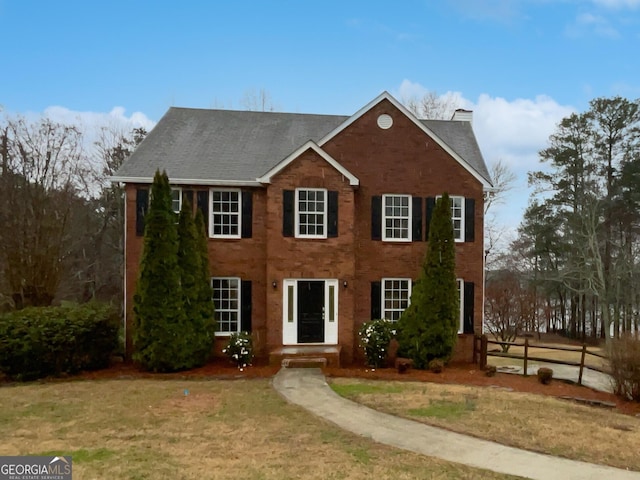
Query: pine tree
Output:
[[397, 192, 459, 368], [132, 170, 187, 371]]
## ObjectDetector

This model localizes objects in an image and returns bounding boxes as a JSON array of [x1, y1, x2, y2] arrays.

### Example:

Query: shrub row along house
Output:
[[113, 92, 493, 365]]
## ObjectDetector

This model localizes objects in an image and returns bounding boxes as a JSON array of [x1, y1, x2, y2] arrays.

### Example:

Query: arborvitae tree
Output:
[[194, 209, 216, 341], [397, 192, 459, 368], [175, 203, 215, 367], [133, 170, 188, 371]]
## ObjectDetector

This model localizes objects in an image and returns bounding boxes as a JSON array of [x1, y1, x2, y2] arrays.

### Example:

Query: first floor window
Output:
[[212, 277, 240, 334], [382, 278, 411, 322], [211, 189, 241, 238], [457, 279, 464, 333], [383, 194, 411, 241], [297, 188, 326, 237]]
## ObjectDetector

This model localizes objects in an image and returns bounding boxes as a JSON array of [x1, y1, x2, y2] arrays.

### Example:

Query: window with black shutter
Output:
[[135, 187, 149, 236]]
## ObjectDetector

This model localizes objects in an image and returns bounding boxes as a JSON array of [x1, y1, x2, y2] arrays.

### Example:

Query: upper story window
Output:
[[383, 194, 411, 241], [296, 188, 327, 238], [170, 188, 182, 214], [211, 189, 241, 238], [436, 195, 465, 242], [382, 278, 411, 322]]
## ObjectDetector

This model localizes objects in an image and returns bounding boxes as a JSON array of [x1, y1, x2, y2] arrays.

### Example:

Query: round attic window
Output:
[[377, 114, 393, 129]]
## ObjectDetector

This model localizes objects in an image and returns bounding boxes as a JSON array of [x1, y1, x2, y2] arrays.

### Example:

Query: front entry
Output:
[[282, 279, 338, 345], [297, 281, 324, 343]]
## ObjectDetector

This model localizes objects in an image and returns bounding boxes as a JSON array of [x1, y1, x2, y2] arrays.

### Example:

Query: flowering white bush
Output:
[[358, 319, 396, 368], [222, 331, 254, 368]]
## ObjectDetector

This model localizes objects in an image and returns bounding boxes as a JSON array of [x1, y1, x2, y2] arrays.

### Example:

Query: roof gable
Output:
[[318, 91, 492, 188], [258, 141, 359, 186]]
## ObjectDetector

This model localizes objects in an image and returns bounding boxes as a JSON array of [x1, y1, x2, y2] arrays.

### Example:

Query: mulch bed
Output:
[[4, 358, 639, 417]]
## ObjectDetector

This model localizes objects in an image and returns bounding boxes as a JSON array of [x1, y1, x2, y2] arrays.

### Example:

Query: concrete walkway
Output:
[[273, 368, 640, 480]]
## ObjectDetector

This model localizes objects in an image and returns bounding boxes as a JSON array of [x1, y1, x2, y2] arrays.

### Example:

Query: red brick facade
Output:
[[122, 97, 488, 365]]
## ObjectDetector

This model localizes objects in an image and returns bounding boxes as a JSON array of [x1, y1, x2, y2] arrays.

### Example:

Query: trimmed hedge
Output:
[[0, 302, 119, 381]]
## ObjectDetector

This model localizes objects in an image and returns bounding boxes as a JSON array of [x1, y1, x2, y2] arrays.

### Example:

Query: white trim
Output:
[[110, 176, 263, 187], [209, 188, 242, 239], [282, 279, 339, 345], [381, 278, 412, 322], [317, 91, 492, 189], [257, 140, 360, 186], [382, 194, 412, 242], [457, 279, 464, 334], [211, 277, 241, 336], [295, 188, 328, 239]]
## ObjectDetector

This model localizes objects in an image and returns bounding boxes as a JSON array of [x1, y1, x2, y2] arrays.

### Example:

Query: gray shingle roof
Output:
[[114, 108, 347, 184], [114, 105, 492, 186]]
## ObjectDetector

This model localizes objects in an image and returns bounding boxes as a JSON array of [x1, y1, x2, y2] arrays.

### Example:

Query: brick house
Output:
[[113, 92, 492, 366]]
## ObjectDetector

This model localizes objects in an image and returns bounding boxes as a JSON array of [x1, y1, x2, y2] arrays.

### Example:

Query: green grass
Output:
[[408, 398, 476, 419], [330, 382, 404, 396]]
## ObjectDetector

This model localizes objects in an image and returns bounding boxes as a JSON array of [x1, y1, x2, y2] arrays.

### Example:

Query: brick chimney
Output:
[[451, 109, 473, 124]]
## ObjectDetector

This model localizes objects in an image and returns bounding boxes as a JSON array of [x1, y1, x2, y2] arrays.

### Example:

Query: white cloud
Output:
[[566, 12, 620, 38], [393, 80, 575, 245], [37, 106, 156, 158], [592, 0, 640, 9]]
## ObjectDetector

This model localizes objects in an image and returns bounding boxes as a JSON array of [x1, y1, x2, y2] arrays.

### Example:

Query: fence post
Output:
[[578, 344, 586, 386], [523, 338, 529, 377], [480, 335, 488, 370]]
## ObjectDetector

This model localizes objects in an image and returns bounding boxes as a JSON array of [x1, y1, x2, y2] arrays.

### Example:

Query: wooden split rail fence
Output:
[[472, 334, 609, 386]]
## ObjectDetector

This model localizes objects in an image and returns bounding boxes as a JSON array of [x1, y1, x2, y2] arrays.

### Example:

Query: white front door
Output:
[[282, 279, 338, 345]]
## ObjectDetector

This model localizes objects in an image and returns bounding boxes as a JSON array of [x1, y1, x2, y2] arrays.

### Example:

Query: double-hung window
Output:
[[170, 188, 182, 214], [296, 188, 326, 238], [211, 189, 241, 238], [212, 277, 240, 335], [436, 195, 464, 241], [457, 279, 464, 334], [382, 278, 411, 322], [383, 194, 411, 241]]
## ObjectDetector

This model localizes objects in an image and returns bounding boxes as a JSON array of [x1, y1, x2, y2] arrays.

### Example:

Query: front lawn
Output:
[[0, 379, 517, 480]]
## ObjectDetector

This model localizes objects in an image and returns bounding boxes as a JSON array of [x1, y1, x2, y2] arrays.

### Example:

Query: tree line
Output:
[[0, 113, 146, 312], [486, 96, 640, 344]]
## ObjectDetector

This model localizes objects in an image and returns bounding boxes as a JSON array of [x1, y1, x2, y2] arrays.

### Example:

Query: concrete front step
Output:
[[281, 357, 327, 368], [270, 345, 341, 368]]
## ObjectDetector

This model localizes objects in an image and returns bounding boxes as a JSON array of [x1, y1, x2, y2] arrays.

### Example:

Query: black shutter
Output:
[[241, 280, 252, 332], [371, 281, 382, 319], [463, 281, 475, 334], [197, 191, 209, 232], [241, 191, 253, 238], [464, 198, 475, 242], [135, 188, 149, 236], [183, 189, 194, 211], [371, 196, 382, 240], [425, 197, 435, 240], [283, 190, 294, 237], [328, 190, 338, 238], [412, 196, 423, 242]]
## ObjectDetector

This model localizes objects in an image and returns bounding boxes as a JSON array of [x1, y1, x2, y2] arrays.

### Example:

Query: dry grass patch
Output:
[[0, 379, 519, 480], [330, 378, 640, 471]]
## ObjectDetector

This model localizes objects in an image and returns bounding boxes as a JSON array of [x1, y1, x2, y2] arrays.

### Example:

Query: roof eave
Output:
[[110, 176, 264, 187]]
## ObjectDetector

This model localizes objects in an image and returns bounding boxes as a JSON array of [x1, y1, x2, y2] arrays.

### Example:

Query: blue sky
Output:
[[2, 0, 640, 244]]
